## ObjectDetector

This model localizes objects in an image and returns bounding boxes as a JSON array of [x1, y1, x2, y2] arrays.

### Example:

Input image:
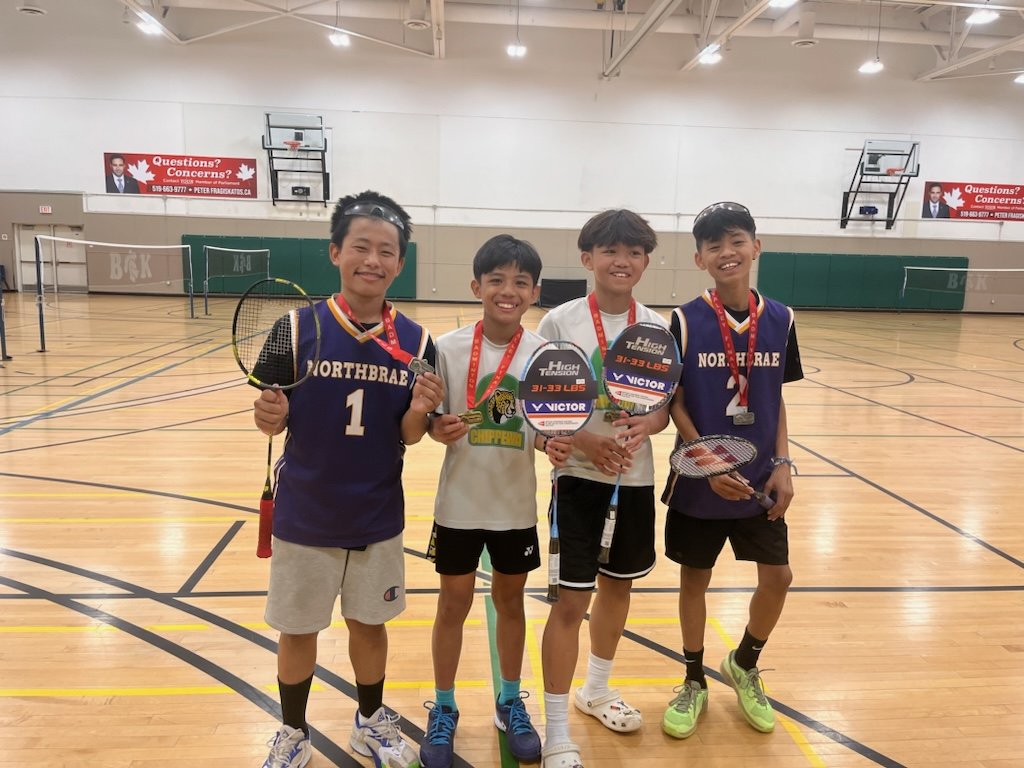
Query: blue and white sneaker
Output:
[[262, 724, 312, 768], [494, 692, 541, 762], [420, 701, 459, 768], [350, 706, 420, 768]]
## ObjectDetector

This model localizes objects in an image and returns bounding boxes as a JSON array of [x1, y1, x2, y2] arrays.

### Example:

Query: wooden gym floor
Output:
[[0, 292, 1022, 767]]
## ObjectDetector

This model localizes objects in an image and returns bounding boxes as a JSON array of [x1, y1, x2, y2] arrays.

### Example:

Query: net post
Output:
[[898, 266, 908, 313], [34, 236, 46, 352], [186, 244, 195, 319], [0, 291, 11, 362], [203, 244, 211, 316]]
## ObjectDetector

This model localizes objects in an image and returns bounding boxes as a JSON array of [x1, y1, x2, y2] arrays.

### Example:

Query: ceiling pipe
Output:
[[602, 0, 686, 77]]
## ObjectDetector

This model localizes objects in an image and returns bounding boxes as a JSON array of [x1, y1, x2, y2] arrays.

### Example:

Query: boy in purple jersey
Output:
[[661, 202, 803, 740], [254, 190, 444, 768]]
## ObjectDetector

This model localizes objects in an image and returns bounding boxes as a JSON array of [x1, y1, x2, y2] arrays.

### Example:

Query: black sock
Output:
[[357, 677, 385, 720], [278, 674, 313, 735], [683, 647, 706, 688], [734, 628, 767, 671]]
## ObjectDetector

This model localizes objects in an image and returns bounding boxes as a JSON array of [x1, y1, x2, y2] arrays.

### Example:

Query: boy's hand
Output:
[[545, 436, 572, 468], [254, 388, 288, 436], [763, 464, 794, 520], [429, 414, 469, 445], [609, 410, 659, 453], [574, 429, 632, 477], [409, 372, 444, 416], [707, 471, 754, 502]]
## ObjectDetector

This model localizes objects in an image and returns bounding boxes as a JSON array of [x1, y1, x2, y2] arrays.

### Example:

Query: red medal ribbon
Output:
[[334, 294, 414, 365], [466, 321, 523, 410], [708, 289, 758, 409], [587, 292, 636, 358]]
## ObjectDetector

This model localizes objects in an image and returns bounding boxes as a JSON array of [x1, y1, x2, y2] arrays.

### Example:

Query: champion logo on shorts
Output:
[[382, 585, 401, 602]]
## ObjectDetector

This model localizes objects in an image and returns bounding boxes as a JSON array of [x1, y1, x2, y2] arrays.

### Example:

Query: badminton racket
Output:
[[232, 278, 321, 558], [519, 340, 598, 602], [669, 434, 775, 509], [597, 322, 682, 563]]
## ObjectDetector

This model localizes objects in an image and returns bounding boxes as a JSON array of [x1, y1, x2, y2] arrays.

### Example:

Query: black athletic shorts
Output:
[[429, 523, 541, 576], [664, 510, 789, 569], [551, 475, 656, 590]]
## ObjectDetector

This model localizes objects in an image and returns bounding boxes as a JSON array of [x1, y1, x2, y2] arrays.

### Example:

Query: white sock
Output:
[[544, 692, 570, 746], [581, 652, 613, 699]]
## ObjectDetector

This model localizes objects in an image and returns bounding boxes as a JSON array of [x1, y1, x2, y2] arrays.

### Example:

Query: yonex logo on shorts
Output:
[[383, 586, 401, 602]]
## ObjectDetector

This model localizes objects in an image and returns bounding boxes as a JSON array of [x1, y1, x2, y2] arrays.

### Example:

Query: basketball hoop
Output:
[[283, 139, 302, 151], [886, 167, 905, 176]]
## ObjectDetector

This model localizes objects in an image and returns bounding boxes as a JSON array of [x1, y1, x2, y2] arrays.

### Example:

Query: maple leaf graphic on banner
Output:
[[944, 188, 964, 210], [127, 159, 155, 184], [236, 164, 255, 181]]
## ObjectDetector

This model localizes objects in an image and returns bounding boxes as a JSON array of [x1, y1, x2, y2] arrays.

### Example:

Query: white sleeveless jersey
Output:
[[433, 324, 547, 530], [537, 297, 668, 487]]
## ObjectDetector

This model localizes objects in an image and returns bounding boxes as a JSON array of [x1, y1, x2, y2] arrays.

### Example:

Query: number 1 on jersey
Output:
[[345, 389, 365, 436]]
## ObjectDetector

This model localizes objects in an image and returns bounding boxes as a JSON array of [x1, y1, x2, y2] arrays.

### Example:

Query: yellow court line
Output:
[[0, 619, 484, 634], [0, 516, 248, 524], [706, 617, 825, 767]]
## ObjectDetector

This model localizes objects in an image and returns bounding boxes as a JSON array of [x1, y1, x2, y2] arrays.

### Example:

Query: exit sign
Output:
[[39, 205, 52, 214]]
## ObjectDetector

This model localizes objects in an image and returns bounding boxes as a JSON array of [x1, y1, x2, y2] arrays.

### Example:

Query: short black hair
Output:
[[330, 190, 413, 258], [472, 234, 542, 284], [927, 182, 944, 193], [578, 209, 657, 254], [693, 207, 757, 250], [109, 154, 125, 164]]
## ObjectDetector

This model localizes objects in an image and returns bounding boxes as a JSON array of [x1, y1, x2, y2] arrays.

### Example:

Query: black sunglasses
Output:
[[693, 201, 751, 225], [343, 202, 406, 232]]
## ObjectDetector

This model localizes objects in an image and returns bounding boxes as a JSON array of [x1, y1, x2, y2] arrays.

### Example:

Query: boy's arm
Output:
[[610, 406, 670, 453], [762, 397, 795, 520]]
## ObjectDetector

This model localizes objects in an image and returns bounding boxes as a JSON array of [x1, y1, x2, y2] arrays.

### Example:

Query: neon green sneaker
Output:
[[720, 650, 775, 733], [661, 680, 708, 739]]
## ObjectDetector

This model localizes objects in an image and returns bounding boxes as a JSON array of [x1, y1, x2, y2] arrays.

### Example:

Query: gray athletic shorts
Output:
[[265, 533, 406, 633]]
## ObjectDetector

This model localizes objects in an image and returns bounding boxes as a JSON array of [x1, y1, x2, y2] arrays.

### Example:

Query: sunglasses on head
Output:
[[693, 201, 751, 225], [342, 202, 406, 232]]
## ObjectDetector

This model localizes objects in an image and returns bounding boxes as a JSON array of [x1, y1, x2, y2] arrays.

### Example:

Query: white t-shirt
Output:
[[433, 324, 546, 530], [537, 297, 668, 487]]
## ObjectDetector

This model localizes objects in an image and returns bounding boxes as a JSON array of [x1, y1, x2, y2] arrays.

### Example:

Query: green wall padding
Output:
[[182, 236, 417, 300], [757, 252, 969, 310]]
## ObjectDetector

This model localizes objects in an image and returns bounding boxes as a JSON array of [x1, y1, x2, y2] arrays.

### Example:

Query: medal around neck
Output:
[[408, 357, 434, 375]]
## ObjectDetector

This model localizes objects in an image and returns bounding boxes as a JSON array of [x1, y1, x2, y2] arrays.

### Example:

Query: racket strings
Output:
[[235, 294, 300, 387], [670, 437, 757, 478]]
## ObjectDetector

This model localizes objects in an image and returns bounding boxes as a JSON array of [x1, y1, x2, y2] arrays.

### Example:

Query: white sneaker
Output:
[[350, 706, 420, 768], [262, 724, 312, 768]]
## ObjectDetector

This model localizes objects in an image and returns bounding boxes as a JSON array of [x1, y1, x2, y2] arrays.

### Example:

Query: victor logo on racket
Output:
[[232, 278, 322, 558]]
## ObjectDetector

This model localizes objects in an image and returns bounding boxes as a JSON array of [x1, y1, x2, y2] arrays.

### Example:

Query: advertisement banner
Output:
[[921, 180, 1024, 221], [103, 152, 258, 198]]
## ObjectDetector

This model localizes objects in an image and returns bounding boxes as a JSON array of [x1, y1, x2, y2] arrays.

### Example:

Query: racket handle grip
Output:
[[755, 493, 776, 511], [257, 497, 274, 558], [547, 549, 560, 603], [597, 505, 617, 564]]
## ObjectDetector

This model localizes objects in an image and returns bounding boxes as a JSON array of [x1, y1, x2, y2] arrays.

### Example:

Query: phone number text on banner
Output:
[[103, 152, 258, 198], [922, 180, 1024, 221]]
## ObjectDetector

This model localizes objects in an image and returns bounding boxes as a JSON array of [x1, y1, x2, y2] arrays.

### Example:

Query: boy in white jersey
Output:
[[537, 210, 670, 768], [422, 235, 560, 768]]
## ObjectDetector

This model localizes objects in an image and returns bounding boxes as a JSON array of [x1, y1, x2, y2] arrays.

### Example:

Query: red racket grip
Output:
[[257, 495, 274, 558]]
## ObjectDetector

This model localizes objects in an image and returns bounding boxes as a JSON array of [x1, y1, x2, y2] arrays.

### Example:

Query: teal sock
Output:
[[499, 677, 521, 705], [435, 686, 457, 711]]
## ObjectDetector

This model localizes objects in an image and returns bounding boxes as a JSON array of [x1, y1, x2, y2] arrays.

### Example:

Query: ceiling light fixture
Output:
[[1015, 73, 1024, 83], [507, 0, 527, 58], [328, 2, 351, 47], [965, 2, 998, 25], [698, 43, 722, 65], [768, 0, 798, 8], [135, 11, 162, 35], [858, 0, 884, 74]]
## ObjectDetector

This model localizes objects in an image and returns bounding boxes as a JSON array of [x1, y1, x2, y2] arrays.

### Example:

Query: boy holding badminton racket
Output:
[[536, 209, 670, 768], [421, 235, 560, 768], [253, 190, 443, 768], [661, 201, 803, 740]]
